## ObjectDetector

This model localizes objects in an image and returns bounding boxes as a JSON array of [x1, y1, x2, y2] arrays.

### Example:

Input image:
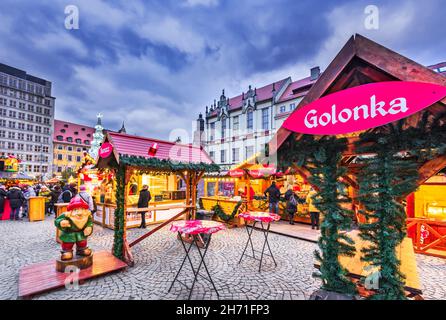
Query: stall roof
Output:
[[0, 171, 34, 180], [98, 132, 219, 172], [270, 33, 446, 155], [108, 132, 213, 163]]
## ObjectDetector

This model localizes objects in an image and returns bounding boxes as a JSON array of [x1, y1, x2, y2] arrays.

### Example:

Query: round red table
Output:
[[238, 211, 280, 272], [168, 220, 225, 300]]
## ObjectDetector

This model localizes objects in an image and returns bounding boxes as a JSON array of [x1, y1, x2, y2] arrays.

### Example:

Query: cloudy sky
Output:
[[0, 0, 444, 141]]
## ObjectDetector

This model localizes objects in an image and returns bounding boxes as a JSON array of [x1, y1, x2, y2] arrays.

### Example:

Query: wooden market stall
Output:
[[264, 34, 446, 299], [95, 131, 218, 264]]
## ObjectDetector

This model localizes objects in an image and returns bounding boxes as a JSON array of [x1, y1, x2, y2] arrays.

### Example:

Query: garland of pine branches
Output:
[[279, 134, 356, 295], [212, 201, 243, 222], [112, 165, 126, 260], [355, 114, 446, 300]]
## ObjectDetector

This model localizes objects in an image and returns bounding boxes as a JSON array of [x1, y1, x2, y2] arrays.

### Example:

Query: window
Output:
[[209, 151, 215, 161], [18, 133, 24, 140], [28, 104, 34, 112], [232, 148, 240, 163], [247, 110, 253, 131], [26, 154, 33, 161], [27, 124, 33, 131], [27, 114, 34, 121], [262, 108, 269, 130], [8, 132, 15, 139], [18, 123, 25, 130], [221, 117, 226, 138], [56, 135, 63, 141], [66, 137, 73, 142], [67, 146, 73, 151], [290, 103, 296, 111], [35, 126, 42, 133], [43, 146, 49, 153], [76, 156, 81, 162], [84, 140, 90, 145], [67, 155, 73, 162], [233, 116, 239, 133], [57, 166, 62, 173], [245, 146, 254, 160], [280, 105, 286, 113], [57, 145, 63, 150], [220, 150, 226, 163], [209, 122, 215, 141], [75, 138, 82, 144], [57, 154, 63, 160]]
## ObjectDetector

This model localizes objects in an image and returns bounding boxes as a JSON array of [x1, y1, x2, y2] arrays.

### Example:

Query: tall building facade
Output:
[[196, 67, 319, 169], [0, 63, 55, 180], [52, 120, 95, 176]]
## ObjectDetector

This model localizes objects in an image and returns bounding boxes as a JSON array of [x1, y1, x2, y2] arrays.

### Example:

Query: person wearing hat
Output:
[[39, 186, 52, 216], [54, 197, 93, 260]]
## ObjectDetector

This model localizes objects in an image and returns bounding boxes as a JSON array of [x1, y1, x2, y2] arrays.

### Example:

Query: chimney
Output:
[[310, 66, 320, 81]]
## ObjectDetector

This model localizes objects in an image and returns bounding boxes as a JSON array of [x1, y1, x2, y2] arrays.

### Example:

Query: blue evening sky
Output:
[[0, 0, 444, 140]]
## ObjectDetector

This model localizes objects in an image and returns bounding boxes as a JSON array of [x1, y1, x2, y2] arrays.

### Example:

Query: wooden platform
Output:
[[18, 251, 127, 298]]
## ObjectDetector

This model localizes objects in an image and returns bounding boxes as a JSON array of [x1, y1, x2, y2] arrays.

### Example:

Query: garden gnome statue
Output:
[[55, 196, 93, 261]]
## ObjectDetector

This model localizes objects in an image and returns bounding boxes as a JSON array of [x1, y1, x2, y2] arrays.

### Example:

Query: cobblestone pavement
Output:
[[0, 219, 445, 300]]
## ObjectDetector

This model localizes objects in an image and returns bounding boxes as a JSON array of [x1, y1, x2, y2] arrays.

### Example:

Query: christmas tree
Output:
[[89, 113, 105, 160]]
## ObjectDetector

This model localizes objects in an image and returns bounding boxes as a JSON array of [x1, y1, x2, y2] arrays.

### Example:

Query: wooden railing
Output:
[[128, 205, 194, 247], [407, 218, 446, 257]]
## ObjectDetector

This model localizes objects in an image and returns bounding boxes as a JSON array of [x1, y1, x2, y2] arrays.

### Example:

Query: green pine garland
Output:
[[212, 201, 243, 222], [356, 115, 446, 300], [113, 165, 126, 260], [119, 155, 220, 173], [279, 134, 356, 295]]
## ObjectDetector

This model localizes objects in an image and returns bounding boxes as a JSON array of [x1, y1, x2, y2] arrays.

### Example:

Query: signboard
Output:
[[99, 142, 113, 158], [282, 82, 446, 135]]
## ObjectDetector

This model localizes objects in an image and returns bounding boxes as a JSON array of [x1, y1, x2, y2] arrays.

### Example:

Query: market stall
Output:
[[0, 156, 35, 221], [269, 34, 446, 298], [95, 131, 218, 263]]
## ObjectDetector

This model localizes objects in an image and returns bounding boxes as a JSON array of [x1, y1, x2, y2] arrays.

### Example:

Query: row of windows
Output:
[[0, 120, 51, 134], [278, 103, 296, 114], [0, 74, 51, 98], [211, 110, 260, 141], [56, 145, 87, 153], [0, 131, 50, 144], [209, 145, 257, 164], [55, 154, 82, 162], [55, 135, 90, 145], [0, 141, 50, 153], [0, 152, 50, 164], [0, 97, 52, 115], [0, 107, 51, 124]]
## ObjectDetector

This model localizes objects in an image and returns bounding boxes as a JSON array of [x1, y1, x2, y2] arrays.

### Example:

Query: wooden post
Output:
[[122, 166, 134, 266]]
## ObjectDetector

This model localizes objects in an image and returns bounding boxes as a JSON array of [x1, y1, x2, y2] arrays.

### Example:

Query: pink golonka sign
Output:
[[282, 81, 446, 135], [99, 142, 113, 158]]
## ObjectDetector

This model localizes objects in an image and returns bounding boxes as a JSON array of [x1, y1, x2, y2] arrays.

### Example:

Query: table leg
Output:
[[238, 221, 257, 264], [259, 222, 276, 272], [168, 232, 196, 293], [192, 234, 219, 298], [188, 234, 216, 300]]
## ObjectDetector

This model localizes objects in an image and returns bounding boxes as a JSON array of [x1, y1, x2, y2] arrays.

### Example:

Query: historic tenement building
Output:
[[195, 67, 320, 169], [0, 63, 55, 179]]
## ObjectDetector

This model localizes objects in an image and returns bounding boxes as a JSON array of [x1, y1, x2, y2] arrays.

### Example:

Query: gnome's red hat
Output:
[[67, 196, 89, 211]]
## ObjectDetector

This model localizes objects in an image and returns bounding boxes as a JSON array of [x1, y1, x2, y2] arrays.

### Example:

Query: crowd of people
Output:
[[0, 182, 94, 221]]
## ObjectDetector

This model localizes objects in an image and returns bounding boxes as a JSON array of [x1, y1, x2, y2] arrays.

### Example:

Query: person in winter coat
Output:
[[49, 185, 61, 215], [137, 185, 151, 228], [59, 185, 74, 203], [307, 187, 320, 230], [0, 185, 7, 219], [22, 185, 36, 218], [77, 185, 94, 212], [7, 186, 25, 220], [39, 186, 52, 216], [284, 186, 298, 225], [264, 181, 281, 214]]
